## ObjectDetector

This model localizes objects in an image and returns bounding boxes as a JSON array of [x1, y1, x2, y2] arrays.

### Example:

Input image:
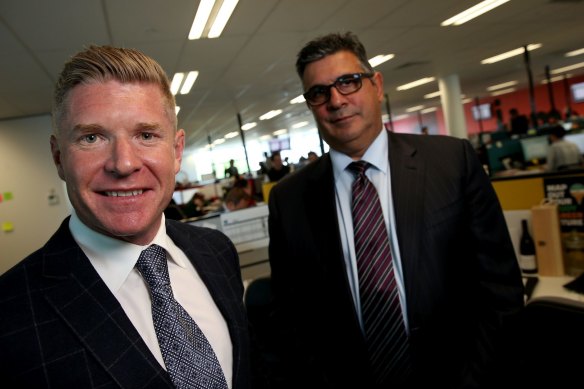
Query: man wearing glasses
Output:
[[266, 32, 524, 388]]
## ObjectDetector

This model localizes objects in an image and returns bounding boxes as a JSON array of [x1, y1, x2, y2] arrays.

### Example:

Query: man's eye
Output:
[[141, 132, 153, 140], [338, 77, 357, 86], [310, 87, 327, 97], [83, 134, 98, 143]]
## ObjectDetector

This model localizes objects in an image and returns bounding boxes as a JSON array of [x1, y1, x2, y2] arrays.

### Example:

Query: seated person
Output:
[[267, 152, 290, 182], [546, 125, 584, 171], [182, 192, 207, 218], [224, 187, 255, 212]]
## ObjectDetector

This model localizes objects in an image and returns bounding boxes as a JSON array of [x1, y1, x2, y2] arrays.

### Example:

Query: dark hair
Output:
[[295, 32, 374, 78], [551, 124, 566, 139]]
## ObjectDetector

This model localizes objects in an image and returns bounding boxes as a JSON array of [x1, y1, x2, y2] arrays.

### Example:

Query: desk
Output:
[[529, 275, 584, 302]]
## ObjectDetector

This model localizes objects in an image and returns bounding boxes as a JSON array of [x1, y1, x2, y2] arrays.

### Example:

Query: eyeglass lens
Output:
[[304, 73, 371, 106]]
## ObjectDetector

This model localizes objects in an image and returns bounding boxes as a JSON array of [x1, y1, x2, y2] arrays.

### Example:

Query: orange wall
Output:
[[391, 73, 584, 136]]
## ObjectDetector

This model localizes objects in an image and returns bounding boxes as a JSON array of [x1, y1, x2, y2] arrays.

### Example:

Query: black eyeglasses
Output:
[[303, 72, 374, 106]]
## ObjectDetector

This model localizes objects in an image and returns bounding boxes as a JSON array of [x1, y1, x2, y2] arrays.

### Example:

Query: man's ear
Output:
[[373, 71, 384, 102], [174, 129, 186, 174], [50, 135, 66, 180]]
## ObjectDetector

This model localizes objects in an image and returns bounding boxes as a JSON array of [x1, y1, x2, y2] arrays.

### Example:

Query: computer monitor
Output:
[[472, 103, 492, 121], [565, 132, 584, 154], [520, 136, 550, 161]]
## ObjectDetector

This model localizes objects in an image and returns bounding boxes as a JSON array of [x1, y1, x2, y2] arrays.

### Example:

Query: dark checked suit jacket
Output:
[[267, 131, 525, 388], [0, 217, 251, 389]]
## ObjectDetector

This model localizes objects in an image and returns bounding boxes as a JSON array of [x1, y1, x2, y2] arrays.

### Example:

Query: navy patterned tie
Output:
[[348, 161, 411, 385], [136, 244, 228, 389]]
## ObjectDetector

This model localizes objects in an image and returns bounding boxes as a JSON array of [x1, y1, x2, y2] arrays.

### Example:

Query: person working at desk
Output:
[[546, 125, 584, 171], [267, 32, 524, 388], [0, 45, 251, 388]]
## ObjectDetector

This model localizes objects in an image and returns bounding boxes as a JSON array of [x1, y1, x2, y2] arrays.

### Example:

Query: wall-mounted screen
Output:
[[269, 137, 290, 152], [472, 103, 492, 120], [571, 82, 584, 103]]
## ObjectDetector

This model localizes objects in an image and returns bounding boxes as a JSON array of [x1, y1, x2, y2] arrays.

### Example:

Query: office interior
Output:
[[2, 0, 584, 332]]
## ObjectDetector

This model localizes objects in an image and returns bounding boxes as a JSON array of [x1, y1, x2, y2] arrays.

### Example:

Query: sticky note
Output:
[[3, 192, 13, 201], [2, 222, 14, 232]]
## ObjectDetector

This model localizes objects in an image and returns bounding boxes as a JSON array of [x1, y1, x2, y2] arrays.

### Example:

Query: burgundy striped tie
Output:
[[348, 161, 411, 385]]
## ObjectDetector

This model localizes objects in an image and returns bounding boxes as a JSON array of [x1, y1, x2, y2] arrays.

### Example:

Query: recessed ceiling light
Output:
[[292, 121, 309, 129], [188, 0, 239, 40], [241, 122, 257, 130], [290, 94, 306, 104], [421, 107, 437, 114], [397, 77, 436, 91], [369, 54, 395, 67], [441, 0, 510, 26], [566, 48, 584, 57], [273, 129, 288, 136], [406, 105, 425, 112], [424, 91, 441, 99], [486, 80, 518, 91], [551, 62, 584, 75], [259, 110, 282, 120], [224, 131, 238, 139], [481, 44, 541, 64], [490, 87, 515, 97]]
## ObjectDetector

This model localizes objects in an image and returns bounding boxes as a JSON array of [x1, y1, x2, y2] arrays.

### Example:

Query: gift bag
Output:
[[531, 199, 565, 276]]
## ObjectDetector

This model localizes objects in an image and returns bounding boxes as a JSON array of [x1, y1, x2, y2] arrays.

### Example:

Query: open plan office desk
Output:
[[187, 204, 271, 283]]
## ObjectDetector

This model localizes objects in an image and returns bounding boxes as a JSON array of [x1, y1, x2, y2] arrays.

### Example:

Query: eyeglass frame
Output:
[[303, 72, 375, 107]]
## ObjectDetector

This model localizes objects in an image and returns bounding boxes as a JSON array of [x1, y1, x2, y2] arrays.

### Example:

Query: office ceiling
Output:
[[1, 0, 584, 151]]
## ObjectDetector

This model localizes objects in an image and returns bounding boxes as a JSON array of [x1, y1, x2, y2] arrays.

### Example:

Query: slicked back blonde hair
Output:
[[52, 45, 176, 133]]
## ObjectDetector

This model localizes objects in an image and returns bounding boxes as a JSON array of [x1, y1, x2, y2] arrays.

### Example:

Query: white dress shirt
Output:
[[69, 211, 233, 388], [330, 128, 409, 333]]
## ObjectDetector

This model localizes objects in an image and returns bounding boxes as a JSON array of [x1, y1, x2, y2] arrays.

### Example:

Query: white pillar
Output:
[[438, 74, 467, 139]]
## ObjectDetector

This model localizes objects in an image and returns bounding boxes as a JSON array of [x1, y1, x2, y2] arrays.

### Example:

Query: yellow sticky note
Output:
[[3, 192, 13, 201], [2, 222, 14, 232]]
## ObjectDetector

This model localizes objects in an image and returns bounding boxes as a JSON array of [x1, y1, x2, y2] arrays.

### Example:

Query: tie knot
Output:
[[136, 244, 170, 289], [347, 160, 372, 177]]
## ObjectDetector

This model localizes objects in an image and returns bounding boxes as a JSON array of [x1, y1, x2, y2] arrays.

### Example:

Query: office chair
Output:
[[514, 296, 584, 387]]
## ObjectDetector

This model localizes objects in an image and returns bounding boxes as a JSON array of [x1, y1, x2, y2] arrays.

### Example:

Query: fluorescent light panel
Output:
[[180, 71, 199, 94], [189, 0, 215, 39], [481, 44, 542, 64], [224, 131, 239, 139], [188, 0, 239, 40], [424, 91, 441, 99], [292, 121, 309, 129], [369, 54, 395, 68], [566, 48, 584, 57], [406, 105, 425, 112], [208, 0, 239, 38], [542, 74, 571, 84], [259, 109, 282, 120], [171, 71, 199, 95], [396, 77, 435, 91], [273, 129, 288, 136], [421, 107, 437, 114], [290, 94, 305, 104], [241, 122, 257, 130], [486, 80, 517, 91], [490, 87, 515, 97], [441, 0, 509, 26], [551, 62, 584, 75]]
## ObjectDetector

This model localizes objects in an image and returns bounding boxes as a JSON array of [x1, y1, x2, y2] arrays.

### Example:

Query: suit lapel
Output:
[[304, 155, 365, 332], [42, 220, 172, 388], [387, 132, 425, 313]]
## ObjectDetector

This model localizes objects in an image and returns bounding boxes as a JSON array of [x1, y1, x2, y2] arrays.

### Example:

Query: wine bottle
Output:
[[519, 219, 537, 274]]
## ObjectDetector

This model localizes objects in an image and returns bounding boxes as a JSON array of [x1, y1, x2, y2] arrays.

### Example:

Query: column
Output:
[[438, 74, 467, 139]]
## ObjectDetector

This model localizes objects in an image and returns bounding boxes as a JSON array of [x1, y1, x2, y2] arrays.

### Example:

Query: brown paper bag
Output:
[[531, 200, 565, 276]]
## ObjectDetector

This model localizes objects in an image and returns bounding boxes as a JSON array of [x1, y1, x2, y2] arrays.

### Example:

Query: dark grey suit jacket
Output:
[[0, 217, 250, 389], [267, 131, 524, 388]]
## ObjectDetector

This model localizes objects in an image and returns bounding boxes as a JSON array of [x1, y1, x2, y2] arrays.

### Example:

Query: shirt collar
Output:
[[330, 127, 388, 175], [69, 211, 188, 292]]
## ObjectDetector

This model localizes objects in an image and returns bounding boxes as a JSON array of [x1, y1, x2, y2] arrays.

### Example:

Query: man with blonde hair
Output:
[[0, 45, 251, 388]]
